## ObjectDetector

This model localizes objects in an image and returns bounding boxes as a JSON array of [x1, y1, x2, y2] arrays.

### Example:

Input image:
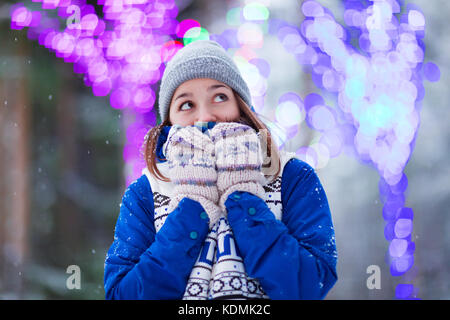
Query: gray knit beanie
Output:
[[157, 40, 253, 123]]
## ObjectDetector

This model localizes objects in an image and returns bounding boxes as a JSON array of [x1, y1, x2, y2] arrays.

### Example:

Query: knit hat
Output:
[[157, 40, 253, 124]]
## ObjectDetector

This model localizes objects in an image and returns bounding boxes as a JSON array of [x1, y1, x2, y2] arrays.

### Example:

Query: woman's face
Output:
[[168, 78, 241, 126]]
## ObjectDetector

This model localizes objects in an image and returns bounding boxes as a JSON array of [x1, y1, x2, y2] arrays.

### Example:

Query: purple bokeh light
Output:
[[268, 0, 440, 298]]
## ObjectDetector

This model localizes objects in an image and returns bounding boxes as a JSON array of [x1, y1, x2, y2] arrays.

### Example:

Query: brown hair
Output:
[[141, 91, 281, 182]]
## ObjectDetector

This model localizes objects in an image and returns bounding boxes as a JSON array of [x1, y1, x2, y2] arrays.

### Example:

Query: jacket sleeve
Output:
[[104, 175, 210, 300], [226, 158, 337, 300]]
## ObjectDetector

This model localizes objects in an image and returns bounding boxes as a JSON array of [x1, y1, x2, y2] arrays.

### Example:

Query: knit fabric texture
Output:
[[158, 40, 253, 123], [162, 122, 269, 299], [163, 125, 222, 228], [209, 122, 266, 212], [183, 215, 269, 299], [148, 148, 300, 299]]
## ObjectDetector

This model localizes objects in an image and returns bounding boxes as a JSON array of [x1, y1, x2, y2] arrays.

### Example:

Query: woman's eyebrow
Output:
[[174, 92, 191, 102], [207, 84, 228, 92], [174, 84, 229, 102]]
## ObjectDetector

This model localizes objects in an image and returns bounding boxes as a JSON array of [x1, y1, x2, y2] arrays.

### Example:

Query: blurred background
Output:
[[0, 0, 448, 299]]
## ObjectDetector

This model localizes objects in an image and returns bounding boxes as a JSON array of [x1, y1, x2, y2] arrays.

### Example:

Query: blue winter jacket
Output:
[[104, 126, 337, 300]]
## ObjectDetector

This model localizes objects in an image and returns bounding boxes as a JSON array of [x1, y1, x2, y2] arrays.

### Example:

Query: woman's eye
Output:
[[214, 94, 228, 102], [180, 101, 193, 111]]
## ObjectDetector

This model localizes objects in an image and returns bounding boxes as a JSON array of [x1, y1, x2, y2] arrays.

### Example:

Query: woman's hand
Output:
[[163, 125, 222, 227], [209, 122, 266, 212]]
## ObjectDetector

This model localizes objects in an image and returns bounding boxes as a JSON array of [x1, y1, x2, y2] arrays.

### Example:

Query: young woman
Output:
[[104, 40, 337, 300]]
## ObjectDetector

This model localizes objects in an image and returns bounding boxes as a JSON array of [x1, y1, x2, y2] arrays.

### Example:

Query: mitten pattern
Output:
[[209, 122, 266, 211], [163, 125, 222, 227]]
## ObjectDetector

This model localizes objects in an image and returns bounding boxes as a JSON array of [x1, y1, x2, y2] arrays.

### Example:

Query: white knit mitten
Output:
[[209, 122, 266, 212], [163, 125, 222, 227]]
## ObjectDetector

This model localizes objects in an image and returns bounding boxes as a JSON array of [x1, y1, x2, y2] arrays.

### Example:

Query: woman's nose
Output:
[[197, 106, 217, 123]]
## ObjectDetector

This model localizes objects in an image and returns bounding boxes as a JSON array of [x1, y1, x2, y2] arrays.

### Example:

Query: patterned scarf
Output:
[[147, 123, 294, 299]]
